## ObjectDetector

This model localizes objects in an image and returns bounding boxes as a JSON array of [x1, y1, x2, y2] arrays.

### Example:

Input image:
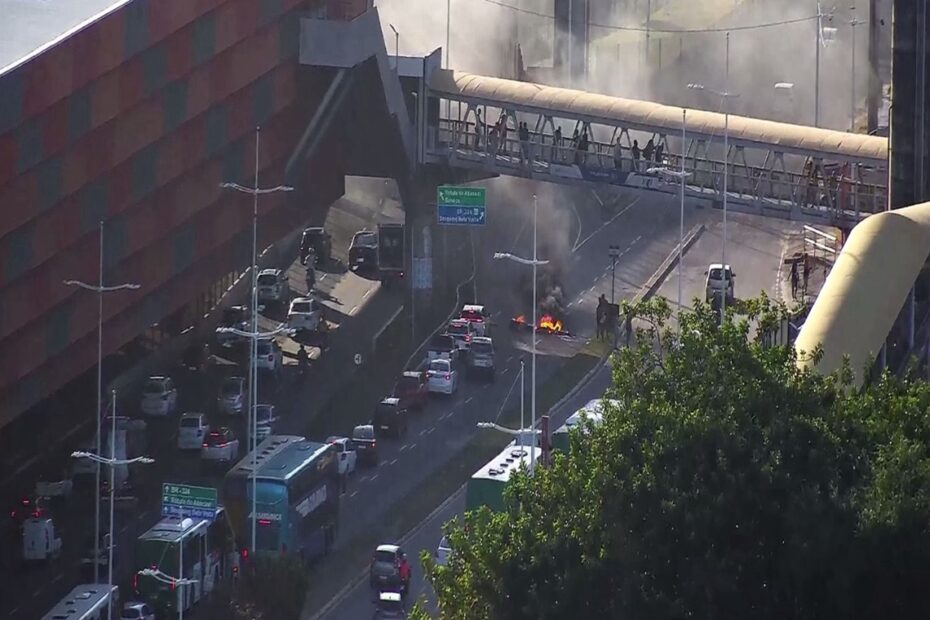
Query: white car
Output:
[[436, 535, 452, 566], [256, 268, 290, 304], [427, 358, 459, 395], [140, 376, 178, 417], [459, 304, 491, 336], [177, 413, 209, 450], [255, 339, 283, 374], [445, 319, 476, 351], [326, 436, 358, 476], [705, 263, 735, 304], [287, 297, 323, 332], [217, 377, 247, 415], [201, 427, 239, 463], [121, 601, 156, 620], [254, 404, 278, 443]]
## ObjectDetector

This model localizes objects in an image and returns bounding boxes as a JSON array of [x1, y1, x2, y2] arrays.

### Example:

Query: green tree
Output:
[[197, 555, 308, 620], [418, 298, 930, 619]]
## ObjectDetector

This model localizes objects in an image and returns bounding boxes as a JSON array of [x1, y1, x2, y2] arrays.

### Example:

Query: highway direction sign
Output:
[[161, 483, 217, 522], [437, 186, 486, 226]]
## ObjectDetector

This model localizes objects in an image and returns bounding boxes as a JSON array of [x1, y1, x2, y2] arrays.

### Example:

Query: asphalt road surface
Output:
[[316, 209, 797, 620], [2, 181, 704, 619], [0, 181, 405, 620]]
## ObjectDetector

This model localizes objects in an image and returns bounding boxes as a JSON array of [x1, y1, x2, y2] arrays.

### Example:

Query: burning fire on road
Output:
[[511, 313, 569, 336]]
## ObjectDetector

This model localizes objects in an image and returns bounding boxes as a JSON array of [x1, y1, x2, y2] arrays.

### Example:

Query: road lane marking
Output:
[[399, 444, 409, 452], [390, 459, 398, 465], [419, 429, 428, 436], [350, 491, 358, 497], [52, 573, 64, 583], [408, 442, 417, 450], [427, 426, 436, 434], [32, 589, 42, 598], [363, 288, 373, 299], [465, 397, 473, 404], [572, 197, 641, 254], [370, 474, 379, 481], [350, 305, 359, 314], [501, 367, 510, 375]]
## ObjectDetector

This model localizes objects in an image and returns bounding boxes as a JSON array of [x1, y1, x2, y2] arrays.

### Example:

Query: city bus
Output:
[[550, 398, 620, 454], [465, 445, 541, 513], [42, 584, 118, 620], [133, 506, 236, 616], [222, 435, 340, 562]]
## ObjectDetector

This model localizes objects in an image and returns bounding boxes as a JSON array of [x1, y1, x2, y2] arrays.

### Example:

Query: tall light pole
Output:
[[688, 35, 738, 317], [389, 23, 399, 69], [63, 222, 140, 586], [493, 195, 548, 469], [850, 9, 862, 131], [219, 126, 293, 553], [648, 112, 693, 330], [815, 3, 837, 127], [72, 390, 153, 620]]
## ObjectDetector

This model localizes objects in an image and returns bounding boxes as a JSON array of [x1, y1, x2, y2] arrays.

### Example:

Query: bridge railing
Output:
[[427, 117, 887, 220]]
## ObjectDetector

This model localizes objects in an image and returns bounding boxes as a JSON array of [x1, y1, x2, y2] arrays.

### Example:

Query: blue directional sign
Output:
[[437, 186, 486, 226]]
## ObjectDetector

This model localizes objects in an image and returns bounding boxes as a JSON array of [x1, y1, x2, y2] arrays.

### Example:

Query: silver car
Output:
[[217, 377, 246, 415]]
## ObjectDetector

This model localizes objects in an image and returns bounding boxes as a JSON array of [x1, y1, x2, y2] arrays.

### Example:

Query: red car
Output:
[[392, 371, 428, 410]]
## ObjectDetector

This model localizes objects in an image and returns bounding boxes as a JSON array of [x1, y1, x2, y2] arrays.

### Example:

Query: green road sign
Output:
[[161, 483, 217, 521], [437, 186, 487, 225], [437, 186, 486, 207]]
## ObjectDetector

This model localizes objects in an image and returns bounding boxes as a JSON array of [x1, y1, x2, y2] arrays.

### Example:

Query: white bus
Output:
[[42, 584, 118, 620]]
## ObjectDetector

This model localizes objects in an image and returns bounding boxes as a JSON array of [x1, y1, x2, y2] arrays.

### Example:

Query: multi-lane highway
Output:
[[314, 207, 801, 620], [1, 178, 787, 620], [0, 179, 406, 619]]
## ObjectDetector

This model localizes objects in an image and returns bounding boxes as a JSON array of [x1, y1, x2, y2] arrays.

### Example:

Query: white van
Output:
[[704, 263, 735, 304], [23, 516, 62, 562]]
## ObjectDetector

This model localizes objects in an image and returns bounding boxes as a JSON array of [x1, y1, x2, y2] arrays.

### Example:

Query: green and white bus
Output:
[[550, 398, 619, 454], [465, 445, 541, 513], [42, 585, 118, 620], [133, 506, 236, 616]]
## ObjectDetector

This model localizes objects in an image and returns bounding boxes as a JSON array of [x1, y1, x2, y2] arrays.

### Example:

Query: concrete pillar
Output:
[[890, 0, 930, 209]]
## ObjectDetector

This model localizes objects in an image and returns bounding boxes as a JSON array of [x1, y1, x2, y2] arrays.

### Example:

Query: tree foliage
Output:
[[198, 555, 308, 620], [419, 298, 930, 619]]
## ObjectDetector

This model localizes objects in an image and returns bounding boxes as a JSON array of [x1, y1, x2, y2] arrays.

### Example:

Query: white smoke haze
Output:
[[375, 0, 870, 132]]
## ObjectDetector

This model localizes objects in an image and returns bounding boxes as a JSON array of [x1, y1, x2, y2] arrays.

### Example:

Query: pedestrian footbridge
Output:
[[423, 70, 888, 228]]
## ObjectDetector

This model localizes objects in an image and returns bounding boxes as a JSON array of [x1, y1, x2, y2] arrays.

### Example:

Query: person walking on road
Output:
[[790, 261, 799, 299]]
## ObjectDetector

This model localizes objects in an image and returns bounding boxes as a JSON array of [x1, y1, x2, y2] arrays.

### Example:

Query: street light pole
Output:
[[851, 11, 861, 132], [71, 396, 152, 620], [723, 31, 730, 318], [679, 107, 686, 329], [107, 390, 116, 620], [531, 194, 538, 470], [816, 1, 822, 127], [520, 358, 525, 449], [63, 223, 139, 586], [389, 24, 399, 69], [219, 127, 294, 554]]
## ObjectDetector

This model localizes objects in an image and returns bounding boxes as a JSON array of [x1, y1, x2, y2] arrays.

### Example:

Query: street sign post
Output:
[[161, 483, 218, 522], [437, 186, 486, 226]]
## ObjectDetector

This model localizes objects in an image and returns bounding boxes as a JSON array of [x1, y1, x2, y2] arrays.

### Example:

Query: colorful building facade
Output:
[[0, 0, 367, 428]]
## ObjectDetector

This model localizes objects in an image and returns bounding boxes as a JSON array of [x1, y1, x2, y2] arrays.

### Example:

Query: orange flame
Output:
[[538, 314, 563, 332], [513, 314, 526, 324]]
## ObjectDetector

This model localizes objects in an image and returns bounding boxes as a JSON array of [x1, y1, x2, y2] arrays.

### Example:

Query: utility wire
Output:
[[476, 0, 819, 34]]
